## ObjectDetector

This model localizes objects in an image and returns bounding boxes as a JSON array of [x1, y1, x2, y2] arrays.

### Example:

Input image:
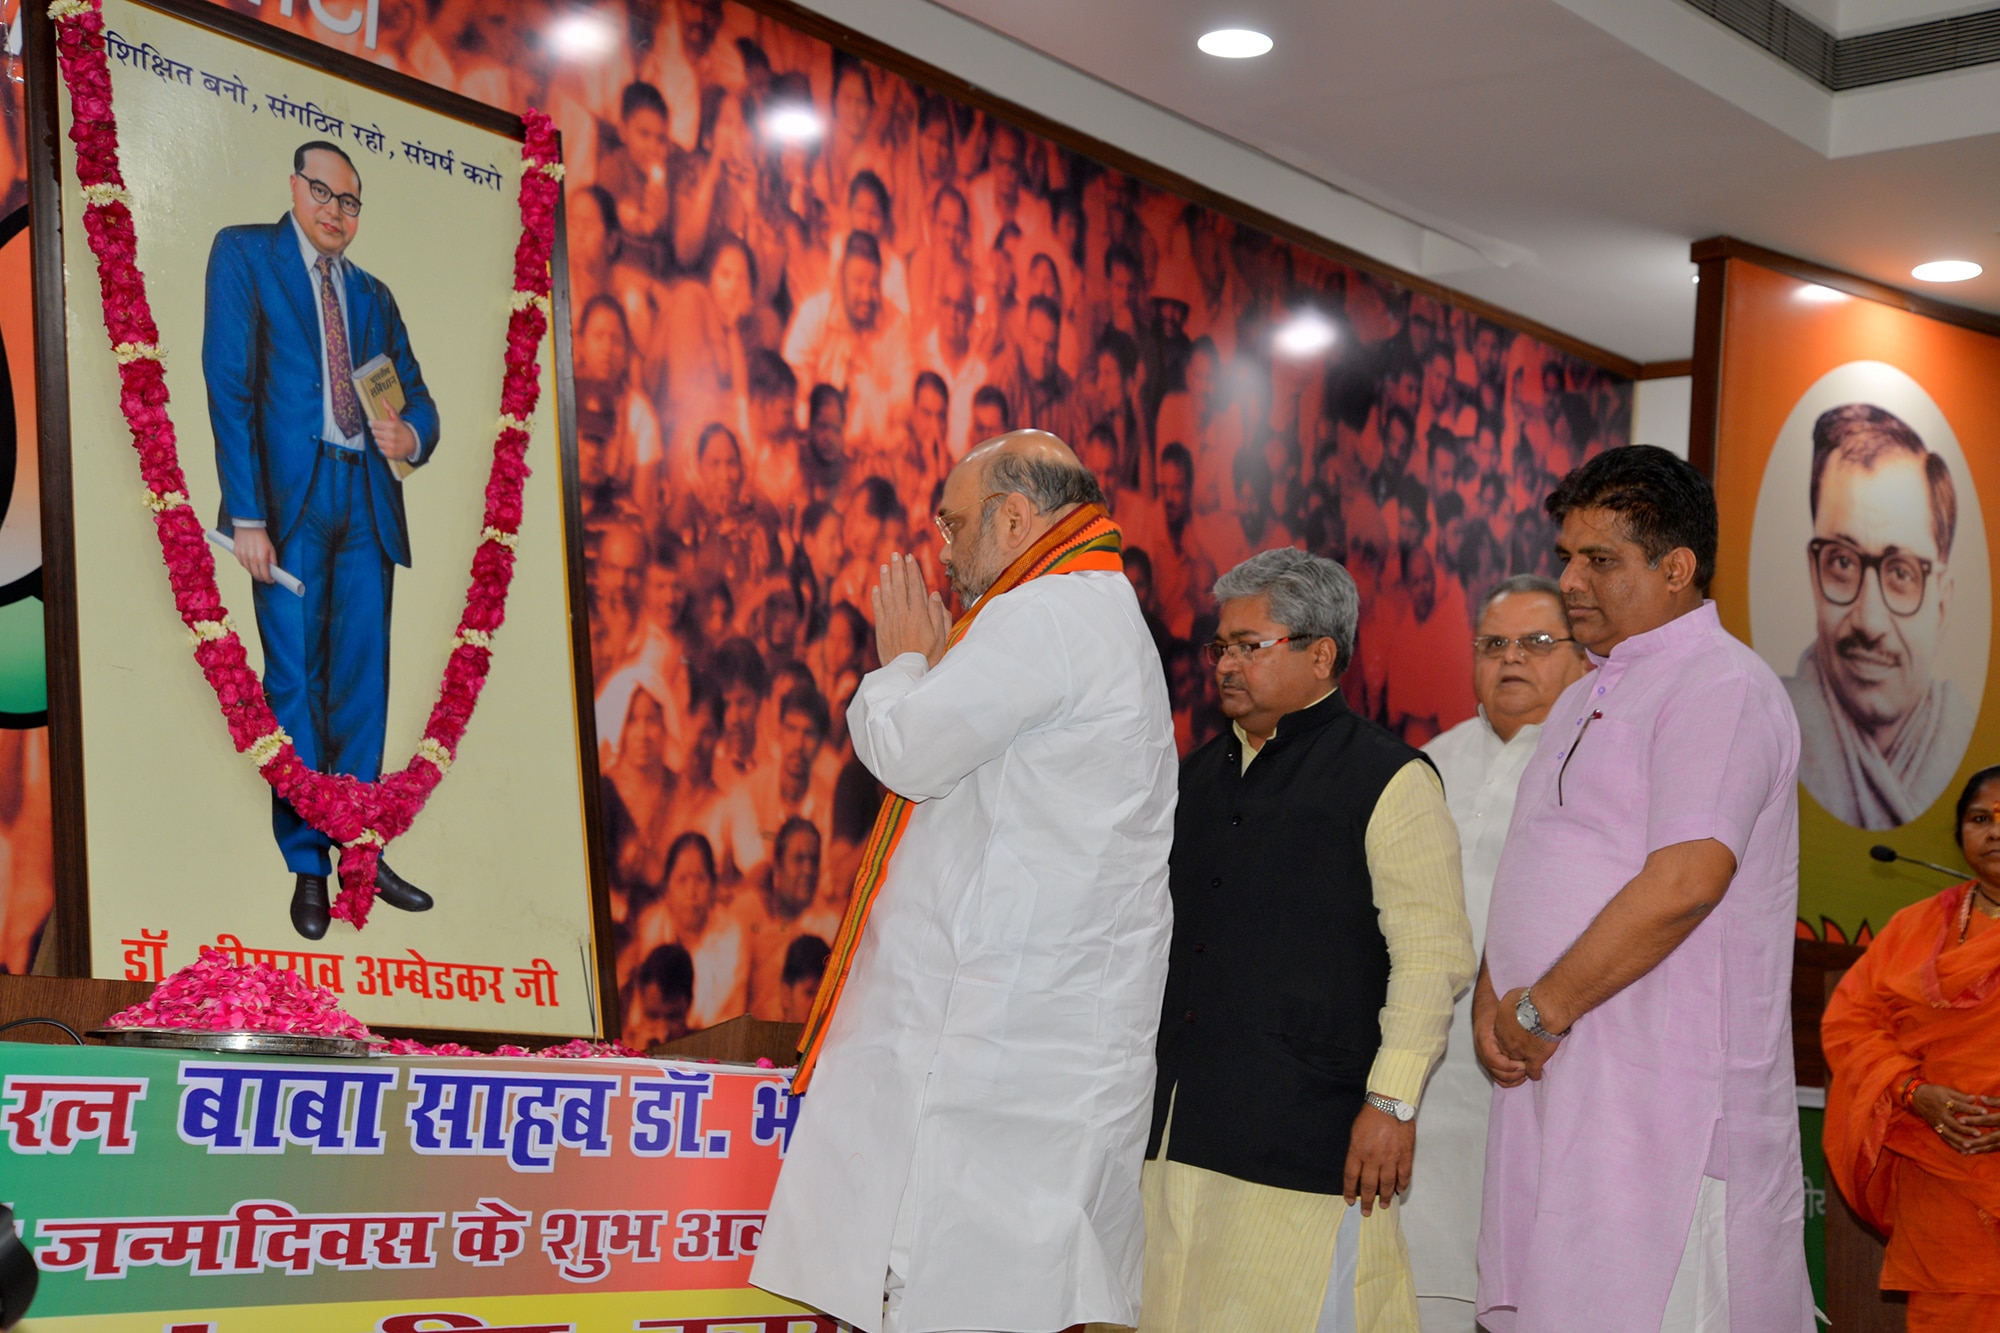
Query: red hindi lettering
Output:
[[452, 1197, 532, 1267], [120, 928, 169, 982], [2, 1077, 147, 1154]]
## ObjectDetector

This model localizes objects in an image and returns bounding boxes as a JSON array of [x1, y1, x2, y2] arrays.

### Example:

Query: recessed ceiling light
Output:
[[1198, 28, 1273, 58], [1690, 273, 1700, 284], [762, 104, 824, 144], [1795, 284, 1848, 303], [1274, 311, 1336, 357], [548, 12, 615, 59], [1912, 259, 1982, 282]]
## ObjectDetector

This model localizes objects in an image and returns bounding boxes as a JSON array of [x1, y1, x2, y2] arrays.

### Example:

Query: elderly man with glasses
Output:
[[1403, 575, 1588, 1333], [1140, 547, 1474, 1332], [753, 430, 1177, 1333], [202, 139, 438, 939], [1782, 403, 1973, 830]]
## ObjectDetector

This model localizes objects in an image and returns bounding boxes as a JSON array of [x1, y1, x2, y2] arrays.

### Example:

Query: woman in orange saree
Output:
[[1824, 765, 2000, 1329]]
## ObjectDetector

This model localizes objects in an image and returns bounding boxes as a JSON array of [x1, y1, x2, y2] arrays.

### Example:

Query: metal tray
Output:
[[90, 1028, 377, 1058]]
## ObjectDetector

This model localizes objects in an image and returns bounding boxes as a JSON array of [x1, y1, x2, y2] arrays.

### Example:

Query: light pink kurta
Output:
[[1478, 602, 1814, 1332]]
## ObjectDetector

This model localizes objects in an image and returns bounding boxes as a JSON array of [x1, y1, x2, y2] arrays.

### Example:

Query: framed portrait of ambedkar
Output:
[[27, 0, 615, 1038]]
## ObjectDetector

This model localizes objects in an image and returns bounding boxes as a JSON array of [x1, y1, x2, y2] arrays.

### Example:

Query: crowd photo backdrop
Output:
[[0, 0, 1635, 1038]]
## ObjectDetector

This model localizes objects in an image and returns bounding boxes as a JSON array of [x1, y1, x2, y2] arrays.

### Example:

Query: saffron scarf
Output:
[[1822, 883, 2000, 1294], [792, 503, 1123, 1092]]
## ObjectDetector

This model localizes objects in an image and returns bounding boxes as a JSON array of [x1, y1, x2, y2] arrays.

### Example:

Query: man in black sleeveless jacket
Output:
[[1140, 547, 1474, 1332]]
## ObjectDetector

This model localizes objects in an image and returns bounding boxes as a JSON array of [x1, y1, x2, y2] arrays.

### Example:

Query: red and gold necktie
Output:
[[316, 255, 366, 440]]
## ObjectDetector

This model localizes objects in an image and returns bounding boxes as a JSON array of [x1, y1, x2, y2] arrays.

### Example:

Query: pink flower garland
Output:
[[48, 0, 561, 927]]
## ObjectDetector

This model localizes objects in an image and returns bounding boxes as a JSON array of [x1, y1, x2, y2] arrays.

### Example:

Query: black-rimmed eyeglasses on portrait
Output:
[[296, 172, 362, 216], [1808, 537, 1936, 617]]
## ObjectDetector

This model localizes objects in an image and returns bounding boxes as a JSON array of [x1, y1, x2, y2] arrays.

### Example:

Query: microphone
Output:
[[1870, 844, 1966, 879]]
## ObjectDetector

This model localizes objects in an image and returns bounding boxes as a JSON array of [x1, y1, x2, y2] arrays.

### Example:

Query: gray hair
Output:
[[984, 451, 1105, 513], [1478, 574, 1572, 633], [1212, 548, 1359, 674]]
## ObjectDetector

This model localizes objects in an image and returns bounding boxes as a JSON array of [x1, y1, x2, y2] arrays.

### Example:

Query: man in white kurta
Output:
[[752, 430, 1178, 1333], [1411, 576, 1587, 1333]]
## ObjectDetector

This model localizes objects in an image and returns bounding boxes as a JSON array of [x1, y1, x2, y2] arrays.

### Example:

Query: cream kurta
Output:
[[1410, 711, 1539, 1311], [751, 570, 1178, 1333]]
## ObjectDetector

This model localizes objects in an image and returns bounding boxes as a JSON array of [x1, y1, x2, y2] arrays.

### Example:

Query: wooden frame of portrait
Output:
[[24, 0, 618, 1047]]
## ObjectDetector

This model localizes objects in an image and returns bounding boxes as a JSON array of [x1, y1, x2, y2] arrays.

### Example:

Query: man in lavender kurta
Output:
[[1471, 445, 1813, 1332]]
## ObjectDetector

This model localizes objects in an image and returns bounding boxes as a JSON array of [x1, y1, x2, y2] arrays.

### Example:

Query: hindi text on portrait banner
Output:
[[405, 1068, 620, 1171], [3, 1076, 147, 1154], [121, 928, 169, 982], [177, 1062, 399, 1155], [211, 932, 345, 990], [357, 948, 511, 1003], [630, 1070, 731, 1159], [34, 1198, 443, 1279], [540, 1208, 670, 1282]]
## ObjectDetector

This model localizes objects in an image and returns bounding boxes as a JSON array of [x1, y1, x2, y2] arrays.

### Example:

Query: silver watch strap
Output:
[[1520, 988, 1568, 1042]]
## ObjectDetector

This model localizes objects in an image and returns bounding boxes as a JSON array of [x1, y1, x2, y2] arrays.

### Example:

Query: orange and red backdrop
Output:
[[0, 0, 1632, 1031]]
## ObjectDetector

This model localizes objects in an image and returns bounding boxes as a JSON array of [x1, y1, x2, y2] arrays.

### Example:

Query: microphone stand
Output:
[[1869, 844, 1968, 880]]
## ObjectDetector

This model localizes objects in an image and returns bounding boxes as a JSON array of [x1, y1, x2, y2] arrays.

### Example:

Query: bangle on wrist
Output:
[[1900, 1075, 1925, 1109]]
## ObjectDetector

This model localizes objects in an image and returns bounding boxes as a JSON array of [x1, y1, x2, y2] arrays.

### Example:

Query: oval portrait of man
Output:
[[1748, 360, 1991, 830]]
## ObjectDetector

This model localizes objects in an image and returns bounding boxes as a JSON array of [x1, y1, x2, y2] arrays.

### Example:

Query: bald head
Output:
[[938, 430, 1104, 605], [966, 427, 1082, 478], [958, 428, 1103, 520]]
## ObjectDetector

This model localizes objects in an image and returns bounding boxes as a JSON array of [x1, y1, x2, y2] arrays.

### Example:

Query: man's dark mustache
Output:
[[1834, 627, 1900, 664]]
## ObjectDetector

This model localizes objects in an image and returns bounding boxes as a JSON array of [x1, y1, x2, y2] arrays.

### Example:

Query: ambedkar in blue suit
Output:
[[202, 141, 441, 939]]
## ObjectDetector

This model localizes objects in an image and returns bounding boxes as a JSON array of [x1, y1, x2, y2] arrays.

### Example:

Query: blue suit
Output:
[[202, 214, 440, 875]]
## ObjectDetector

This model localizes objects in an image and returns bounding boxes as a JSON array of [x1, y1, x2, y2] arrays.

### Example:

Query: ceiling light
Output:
[[1274, 311, 1336, 358], [548, 12, 615, 60], [762, 104, 824, 145], [1690, 274, 1700, 284], [1795, 284, 1847, 303], [1912, 259, 1981, 282], [1198, 28, 1273, 58]]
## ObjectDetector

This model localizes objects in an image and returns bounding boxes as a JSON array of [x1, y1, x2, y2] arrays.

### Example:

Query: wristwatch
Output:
[[1515, 989, 1569, 1043], [1364, 1091, 1415, 1122]]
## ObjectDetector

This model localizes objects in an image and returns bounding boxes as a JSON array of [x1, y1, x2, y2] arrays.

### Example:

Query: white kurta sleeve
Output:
[[847, 589, 1069, 802]]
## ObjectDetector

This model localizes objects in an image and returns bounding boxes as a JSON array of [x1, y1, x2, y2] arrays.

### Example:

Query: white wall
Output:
[[1634, 376, 1692, 459]]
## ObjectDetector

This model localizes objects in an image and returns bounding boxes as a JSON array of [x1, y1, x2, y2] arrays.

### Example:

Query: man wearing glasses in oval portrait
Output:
[[1784, 403, 1974, 830], [202, 139, 440, 938]]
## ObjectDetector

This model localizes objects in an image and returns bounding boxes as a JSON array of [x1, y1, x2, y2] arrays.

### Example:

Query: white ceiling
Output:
[[910, 0, 2000, 364], [1790, 0, 1991, 36]]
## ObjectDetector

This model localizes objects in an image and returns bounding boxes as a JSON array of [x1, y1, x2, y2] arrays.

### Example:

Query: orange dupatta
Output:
[[1823, 883, 2000, 1287], [790, 504, 1124, 1092]]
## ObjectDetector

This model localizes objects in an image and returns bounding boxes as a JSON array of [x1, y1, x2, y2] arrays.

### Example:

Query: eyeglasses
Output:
[[296, 172, 362, 217], [1808, 538, 1935, 618], [934, 492, 1007, 545], [1473, 632, 1575, 658], [1202, 635, 1308, 665]]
